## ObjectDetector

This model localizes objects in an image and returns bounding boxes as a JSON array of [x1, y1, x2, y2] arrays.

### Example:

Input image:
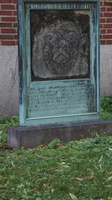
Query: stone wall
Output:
[[100, 45, 112, 96], [0, 46, 18, 116]]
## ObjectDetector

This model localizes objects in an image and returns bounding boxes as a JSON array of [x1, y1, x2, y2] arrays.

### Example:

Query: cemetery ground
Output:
[[0, 96, 112, 200]]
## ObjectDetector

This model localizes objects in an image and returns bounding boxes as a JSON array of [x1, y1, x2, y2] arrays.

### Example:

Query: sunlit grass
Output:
[[1, 136, 112, 200]]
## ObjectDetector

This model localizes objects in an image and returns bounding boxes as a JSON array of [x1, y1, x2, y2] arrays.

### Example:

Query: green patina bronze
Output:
[[18, 0, 100, 126]]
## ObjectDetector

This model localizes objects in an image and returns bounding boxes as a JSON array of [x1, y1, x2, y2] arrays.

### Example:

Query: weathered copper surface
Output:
[[17, 0, 100, 126]]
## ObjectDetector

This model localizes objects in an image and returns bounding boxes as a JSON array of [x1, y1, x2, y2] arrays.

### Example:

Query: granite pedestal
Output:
[[8, 120, 112, 148]]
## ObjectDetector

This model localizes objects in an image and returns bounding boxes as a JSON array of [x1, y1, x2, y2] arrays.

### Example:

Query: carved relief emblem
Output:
[[42, 21, 81, 75], [31, 11, 90, 80]]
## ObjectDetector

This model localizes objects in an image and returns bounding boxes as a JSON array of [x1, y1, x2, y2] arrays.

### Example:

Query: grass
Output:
[[101, 109, 112, 121], [0, 137, 112, 200], [101, 95, 112, 121], [0, 115, 19, 146]]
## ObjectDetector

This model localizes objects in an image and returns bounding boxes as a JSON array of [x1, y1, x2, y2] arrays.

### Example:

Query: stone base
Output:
[[8, 120, 112, 148]]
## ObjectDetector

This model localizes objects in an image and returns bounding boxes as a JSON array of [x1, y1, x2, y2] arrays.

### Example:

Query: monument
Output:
[[18, 0, 100, 126], [9, 0, 110, 148]]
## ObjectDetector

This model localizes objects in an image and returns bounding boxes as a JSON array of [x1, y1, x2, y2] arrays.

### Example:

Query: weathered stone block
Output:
[[8, 120, 112, 148]]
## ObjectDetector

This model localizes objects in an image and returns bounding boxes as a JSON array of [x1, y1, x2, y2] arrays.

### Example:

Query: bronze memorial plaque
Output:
[[31, 10, 90, 81], [17, 1, 100, 126]]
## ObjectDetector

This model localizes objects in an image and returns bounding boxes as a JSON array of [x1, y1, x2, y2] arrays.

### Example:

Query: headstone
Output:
[[18, 0, 100, 126], [8, 0, 102, 148]]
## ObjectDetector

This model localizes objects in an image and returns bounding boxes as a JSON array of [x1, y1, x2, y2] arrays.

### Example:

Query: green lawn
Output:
[[0, 136, 112, 200]]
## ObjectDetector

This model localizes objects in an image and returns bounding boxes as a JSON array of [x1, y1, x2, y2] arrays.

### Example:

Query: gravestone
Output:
[[8, 0, 106, 148]]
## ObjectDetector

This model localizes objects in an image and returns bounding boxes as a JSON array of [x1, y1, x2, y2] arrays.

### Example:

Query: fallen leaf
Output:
[[69, 193, 78, 200]]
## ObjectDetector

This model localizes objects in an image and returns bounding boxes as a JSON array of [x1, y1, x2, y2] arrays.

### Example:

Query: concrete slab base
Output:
[[8, 120, 112, 148]]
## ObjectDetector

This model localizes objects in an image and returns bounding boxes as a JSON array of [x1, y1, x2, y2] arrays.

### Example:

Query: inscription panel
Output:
[[28, 80, 96, 118]]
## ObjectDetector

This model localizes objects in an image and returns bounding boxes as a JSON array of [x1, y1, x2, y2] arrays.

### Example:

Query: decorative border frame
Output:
[[17, 0, 100, 126]]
